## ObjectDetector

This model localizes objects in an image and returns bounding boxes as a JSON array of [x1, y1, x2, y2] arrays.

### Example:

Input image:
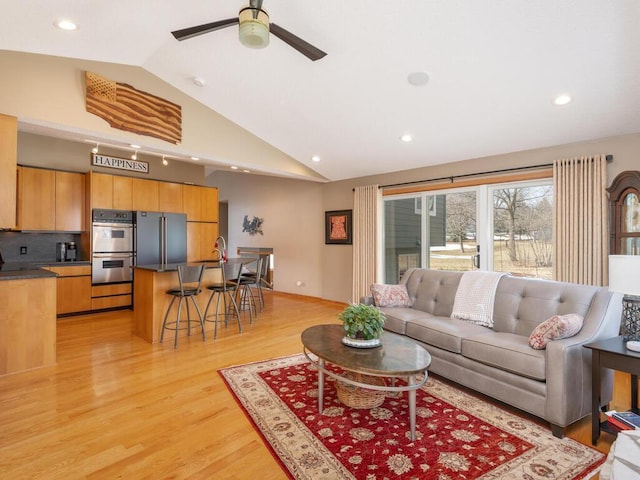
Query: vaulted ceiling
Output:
[[2, 1, 640, 181]]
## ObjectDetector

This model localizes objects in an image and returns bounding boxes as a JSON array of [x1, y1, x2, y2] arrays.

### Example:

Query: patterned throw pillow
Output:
[[370, 284, 413, 307], [528, 313, 584, 350]]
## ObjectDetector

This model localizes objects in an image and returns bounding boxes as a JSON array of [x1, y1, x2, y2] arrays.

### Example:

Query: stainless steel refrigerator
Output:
[[134, 211, 187, 266]]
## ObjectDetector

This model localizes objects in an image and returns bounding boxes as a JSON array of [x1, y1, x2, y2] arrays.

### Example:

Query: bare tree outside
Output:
[[446, 192, 476, 253], [493, 185, 553, 278]]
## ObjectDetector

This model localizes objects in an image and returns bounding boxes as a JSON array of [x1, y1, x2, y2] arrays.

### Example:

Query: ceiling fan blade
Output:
[[270, 23, 327, 61], [172, 18, 239, 41]]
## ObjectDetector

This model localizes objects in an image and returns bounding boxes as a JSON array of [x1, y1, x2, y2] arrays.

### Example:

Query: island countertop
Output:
[[134, 257, 253, 273]]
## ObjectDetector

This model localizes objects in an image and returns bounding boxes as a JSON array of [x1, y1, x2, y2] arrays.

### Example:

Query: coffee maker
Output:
[[65, 242, 77, 261], [56, 242, 78, 262]]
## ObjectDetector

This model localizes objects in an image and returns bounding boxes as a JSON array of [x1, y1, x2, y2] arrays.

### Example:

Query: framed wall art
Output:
[[325, 210, 352, 245]]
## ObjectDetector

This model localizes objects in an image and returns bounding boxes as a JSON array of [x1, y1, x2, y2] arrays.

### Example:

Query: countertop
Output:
[[135, 258, 255, 273], [0, 261, 90, 281]]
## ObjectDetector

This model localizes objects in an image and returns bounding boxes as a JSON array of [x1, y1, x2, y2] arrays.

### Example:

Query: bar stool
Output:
[[203, 261, 242, 339], [240, 254, 270, 312], [160, 264, 206, 348]]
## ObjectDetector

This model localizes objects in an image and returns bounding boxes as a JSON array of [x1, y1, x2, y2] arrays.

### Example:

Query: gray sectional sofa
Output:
[[365, 268, 622, 437]]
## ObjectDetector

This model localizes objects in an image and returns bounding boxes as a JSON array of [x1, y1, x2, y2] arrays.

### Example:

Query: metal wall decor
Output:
[[243, 215, 264, 236]]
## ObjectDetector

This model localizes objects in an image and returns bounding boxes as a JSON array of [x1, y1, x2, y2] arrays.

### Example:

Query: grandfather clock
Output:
[[607, 171, 640, 255]]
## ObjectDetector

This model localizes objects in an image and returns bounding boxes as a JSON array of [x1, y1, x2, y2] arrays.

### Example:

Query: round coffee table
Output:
[[301, 324, 431, 441]]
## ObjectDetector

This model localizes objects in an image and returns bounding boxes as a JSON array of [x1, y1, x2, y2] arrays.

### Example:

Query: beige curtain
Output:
[[352, 185, 379, 303], [553, 155, 608, 285]]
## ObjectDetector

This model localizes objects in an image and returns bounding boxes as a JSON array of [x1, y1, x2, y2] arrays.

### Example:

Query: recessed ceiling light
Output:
[[192, 77, 207, 87], [191, 156, 199, 161], [400, 134, 413, 143], [243, 169, 251, 173], [55, 19, 77, 31], [231, 166, 239, 170], [407, 71, 430, 87], [553, 94, 572, 106], [311, 155, 321, 162], [130, 144, 141, 149]]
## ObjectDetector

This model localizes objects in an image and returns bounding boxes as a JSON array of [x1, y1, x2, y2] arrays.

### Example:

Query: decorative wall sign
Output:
[[85, 71, 182, 144], [243, 215, 264, 236], [92, 153, 149, 174], [325, 209, 352, 244]]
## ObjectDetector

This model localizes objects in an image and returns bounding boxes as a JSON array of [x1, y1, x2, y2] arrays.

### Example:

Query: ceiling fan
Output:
[[171, 0, 327, 61]]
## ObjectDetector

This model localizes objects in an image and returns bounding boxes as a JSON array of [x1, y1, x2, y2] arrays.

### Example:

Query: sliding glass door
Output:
[[383, 180, 553, 282]]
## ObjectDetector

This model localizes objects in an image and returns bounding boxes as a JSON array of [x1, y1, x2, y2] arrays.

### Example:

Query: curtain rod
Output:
[[378, 154, 613, 190]]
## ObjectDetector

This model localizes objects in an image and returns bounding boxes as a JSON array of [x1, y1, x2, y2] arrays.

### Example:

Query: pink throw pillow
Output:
[[528, 313, 584, 350], [370, 284, 413, 307]]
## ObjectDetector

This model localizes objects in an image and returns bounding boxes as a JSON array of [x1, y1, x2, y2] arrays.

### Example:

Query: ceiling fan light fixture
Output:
[[238, 7, 270, 49]]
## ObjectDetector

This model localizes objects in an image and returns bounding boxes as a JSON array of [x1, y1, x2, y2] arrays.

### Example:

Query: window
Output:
[[383, 179, 553, 282]]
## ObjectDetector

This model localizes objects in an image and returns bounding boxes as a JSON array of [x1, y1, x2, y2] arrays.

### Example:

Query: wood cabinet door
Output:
[[132, 178, 159, 211], [18, 166, 56, 230], [183, 184, 202, 221], [90, 172, 113, 209], [0, 114, 17, 229], [186, 222, 219, 262], [57, 276, 92, 314], [186, 222, 200, 262], [201, 187, 219, 222], [199, 222, 219, 260], [112, 175, 133, 210], [158, 182, 183, 213], [55, 171, 85, 231]]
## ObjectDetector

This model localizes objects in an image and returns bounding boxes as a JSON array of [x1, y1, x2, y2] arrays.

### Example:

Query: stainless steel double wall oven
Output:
[[91, 209, 134, 285]]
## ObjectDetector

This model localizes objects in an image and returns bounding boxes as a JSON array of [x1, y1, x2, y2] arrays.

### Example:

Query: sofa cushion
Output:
[[461, 332, 546, 381], [405, 316, 492, 354], [528, 313, 584, 349], [403, 269, 463, 317], [492, 275, 598, 335], [371, 283, 413, 307], [380, 307, 430, 335]]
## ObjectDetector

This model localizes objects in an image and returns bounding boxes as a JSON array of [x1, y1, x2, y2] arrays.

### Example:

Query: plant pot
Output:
[[341, 336, 382, 348]]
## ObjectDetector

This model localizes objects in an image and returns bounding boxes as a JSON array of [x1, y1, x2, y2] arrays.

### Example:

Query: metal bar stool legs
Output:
[[160, 264, 206, 348]]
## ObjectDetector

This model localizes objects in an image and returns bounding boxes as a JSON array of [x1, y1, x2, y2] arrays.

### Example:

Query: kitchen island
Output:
[[0, 264, 57, 375], [133, 259, 251, 344]]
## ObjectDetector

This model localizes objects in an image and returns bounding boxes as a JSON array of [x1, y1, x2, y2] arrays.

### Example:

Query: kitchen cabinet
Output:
[[201, 186, 219, 222], [183, 184, 219, 222], [17, 166, 56, 231], [132, 178, 159, 211], [0, 113, 17, 229], [112, 175, 133, 210], [17, 167, 85, 232], [158, 181, 183, 213], [187, 221, 219, 262], [0, 274, 56, 375], [91, 283, 132, 310], [55, 171, 85, 232], [45, 265, 92, 315], [89, 172, 113, 209], [88, 172, 133, 211]]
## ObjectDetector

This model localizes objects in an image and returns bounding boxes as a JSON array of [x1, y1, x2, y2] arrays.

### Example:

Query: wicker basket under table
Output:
[[335, 372, 386, 409]]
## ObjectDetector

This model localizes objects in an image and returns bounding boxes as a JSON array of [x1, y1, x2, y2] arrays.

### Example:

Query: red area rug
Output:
[[219, 354, 604, 479]]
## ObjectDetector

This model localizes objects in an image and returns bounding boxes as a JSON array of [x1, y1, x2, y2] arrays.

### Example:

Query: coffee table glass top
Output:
[[301, 324, 431, 376]]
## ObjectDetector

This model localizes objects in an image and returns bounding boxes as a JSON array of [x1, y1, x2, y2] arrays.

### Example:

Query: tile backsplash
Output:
[[0, 231, 83, 263]]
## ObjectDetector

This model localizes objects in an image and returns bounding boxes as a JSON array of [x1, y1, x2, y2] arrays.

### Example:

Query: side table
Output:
[[584, 336, 640, 445]]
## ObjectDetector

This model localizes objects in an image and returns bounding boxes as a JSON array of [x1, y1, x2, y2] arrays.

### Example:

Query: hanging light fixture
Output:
[[238, 6, 270, 49], [91, 143, 99, 154], [162, 155, 168, 166], [131, 151, 138, 160]]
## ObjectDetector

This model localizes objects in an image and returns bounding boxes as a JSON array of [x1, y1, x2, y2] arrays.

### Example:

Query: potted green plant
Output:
[[339, 303, 385, 348]]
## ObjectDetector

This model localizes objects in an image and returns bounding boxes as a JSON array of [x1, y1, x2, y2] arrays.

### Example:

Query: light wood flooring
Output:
[[0, 292, 631, 479]]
